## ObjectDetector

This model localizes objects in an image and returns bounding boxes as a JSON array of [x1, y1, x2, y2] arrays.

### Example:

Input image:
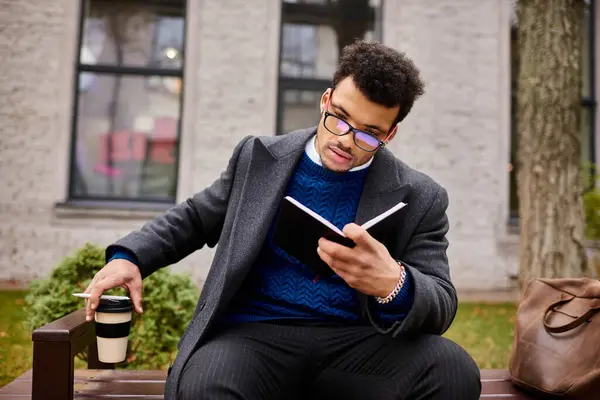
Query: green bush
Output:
[[24, 243, 199, 370], [582, 164, 600, 241], [584, 189, 600, 241]]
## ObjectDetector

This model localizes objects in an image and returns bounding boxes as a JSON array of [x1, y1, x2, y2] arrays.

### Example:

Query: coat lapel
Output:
[[222, 128, 315, 288], [355, 147, 411, 226]]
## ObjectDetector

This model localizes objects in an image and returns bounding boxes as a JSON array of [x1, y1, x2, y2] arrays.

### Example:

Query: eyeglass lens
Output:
[[326, 114, 380, 151]]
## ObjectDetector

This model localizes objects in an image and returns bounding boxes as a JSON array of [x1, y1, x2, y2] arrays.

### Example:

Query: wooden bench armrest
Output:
[[31, 308, 114, 400]]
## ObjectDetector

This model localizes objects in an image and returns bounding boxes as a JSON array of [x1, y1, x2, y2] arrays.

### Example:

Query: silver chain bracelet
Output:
[[375, 263, 406, 304]]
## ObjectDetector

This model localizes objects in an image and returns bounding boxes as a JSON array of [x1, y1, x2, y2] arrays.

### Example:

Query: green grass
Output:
[[0, 291, 517, 388], [0, 291, 31, 388], [445, 302, 517, 369]]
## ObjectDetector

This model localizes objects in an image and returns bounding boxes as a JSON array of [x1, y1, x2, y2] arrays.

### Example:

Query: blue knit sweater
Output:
[[109, 152, 414, 327], [222, 153, 413, 326]]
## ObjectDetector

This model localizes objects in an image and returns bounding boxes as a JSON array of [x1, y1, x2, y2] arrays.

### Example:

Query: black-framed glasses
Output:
[[323, 111, 385, 152]]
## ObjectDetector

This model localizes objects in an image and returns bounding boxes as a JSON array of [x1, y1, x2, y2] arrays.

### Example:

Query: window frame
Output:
[[583, 0, 597, 190], [275, 0, 383, 135], [66, 0, 187, 206]]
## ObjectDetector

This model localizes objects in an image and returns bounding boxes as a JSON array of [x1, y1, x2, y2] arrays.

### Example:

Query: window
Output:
[[277, 0, 383, 134], [509, 0, 596, 221], [69, 0, 186, 203]]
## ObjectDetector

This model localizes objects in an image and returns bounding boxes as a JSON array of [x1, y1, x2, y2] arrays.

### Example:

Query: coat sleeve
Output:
[[106, 135, 253, 279], [366, 186, 457, 336]]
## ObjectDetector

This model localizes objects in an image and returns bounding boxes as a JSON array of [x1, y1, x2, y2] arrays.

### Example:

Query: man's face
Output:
[[315, 77, 400, 173]]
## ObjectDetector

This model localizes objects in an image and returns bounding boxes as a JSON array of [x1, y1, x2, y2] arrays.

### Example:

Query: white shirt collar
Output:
[[305, 135, 373, 172]]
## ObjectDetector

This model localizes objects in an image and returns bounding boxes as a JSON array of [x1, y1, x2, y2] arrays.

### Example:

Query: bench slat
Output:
[[74, 369, 168, 382], [481, 369, 514, 380], [0, 369, 537, 399], [0, 375, 31, 397]]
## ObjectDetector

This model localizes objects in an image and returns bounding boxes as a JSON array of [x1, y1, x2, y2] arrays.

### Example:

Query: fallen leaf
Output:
[[0, 332, 8, 338]]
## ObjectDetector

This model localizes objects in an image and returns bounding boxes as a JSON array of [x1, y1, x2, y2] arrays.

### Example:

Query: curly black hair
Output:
[[332, 40, 425, 124]]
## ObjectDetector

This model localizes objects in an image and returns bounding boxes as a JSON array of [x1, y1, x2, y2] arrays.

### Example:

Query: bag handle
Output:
[[543, 297, 599, 333]]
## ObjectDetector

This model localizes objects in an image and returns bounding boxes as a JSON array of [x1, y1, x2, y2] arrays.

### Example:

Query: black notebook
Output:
[[273, 196, 407, 276]]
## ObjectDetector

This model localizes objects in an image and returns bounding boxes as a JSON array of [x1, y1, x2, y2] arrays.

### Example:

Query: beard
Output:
[[319, 140, 356, 172]]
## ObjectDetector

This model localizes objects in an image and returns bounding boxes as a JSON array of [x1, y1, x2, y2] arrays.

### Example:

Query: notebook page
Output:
[[360, 202, 407, 231], [285, 196, 345, 236]]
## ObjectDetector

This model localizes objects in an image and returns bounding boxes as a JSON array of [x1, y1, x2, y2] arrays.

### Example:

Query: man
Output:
[[85, 40, 481, 399]]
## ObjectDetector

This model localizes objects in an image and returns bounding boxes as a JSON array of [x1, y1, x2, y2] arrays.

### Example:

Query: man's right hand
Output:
[[84, 259, 143, 322]]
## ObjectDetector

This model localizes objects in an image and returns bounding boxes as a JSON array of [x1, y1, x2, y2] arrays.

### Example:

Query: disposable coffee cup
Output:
[[94, 297, 133, 363]]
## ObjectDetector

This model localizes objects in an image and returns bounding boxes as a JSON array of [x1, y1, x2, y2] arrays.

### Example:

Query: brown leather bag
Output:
[[509, 278, 600, 399]]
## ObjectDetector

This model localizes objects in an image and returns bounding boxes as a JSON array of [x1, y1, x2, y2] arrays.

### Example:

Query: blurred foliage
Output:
[[582, 163, 600, 241], [0, 291, 30, 388], [24, 243, 199, 370]]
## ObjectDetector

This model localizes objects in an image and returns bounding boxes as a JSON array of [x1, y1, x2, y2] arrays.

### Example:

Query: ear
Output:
[[319, 88, 332, 113]]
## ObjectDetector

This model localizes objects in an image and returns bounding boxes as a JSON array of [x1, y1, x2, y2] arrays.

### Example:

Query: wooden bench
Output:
[[0, 309, 536, 399]]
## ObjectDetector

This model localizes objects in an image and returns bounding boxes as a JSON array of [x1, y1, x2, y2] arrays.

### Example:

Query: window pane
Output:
[[280, 24, 319, 78], [284, 0, 382, 6], [283, 0, 328, 4], [582, 105, 594, 166], [280, 89, 324, 133], [81, 0, 185, 69], [72, 73, 182, 201], [280, 0, 381, 79], [509, 26, 519, 216], [278, 0, 382, 134], [582, 2, 592, 98]]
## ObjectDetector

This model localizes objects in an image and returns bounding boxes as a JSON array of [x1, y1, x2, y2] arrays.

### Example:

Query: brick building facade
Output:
[[0, 0, 597, 290]]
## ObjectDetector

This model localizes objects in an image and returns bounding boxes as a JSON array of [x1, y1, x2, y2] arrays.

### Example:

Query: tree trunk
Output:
[[516, 0, 589, 290]]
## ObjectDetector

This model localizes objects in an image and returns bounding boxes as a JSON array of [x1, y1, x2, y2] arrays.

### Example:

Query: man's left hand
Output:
[[317, 223, 401, 298]]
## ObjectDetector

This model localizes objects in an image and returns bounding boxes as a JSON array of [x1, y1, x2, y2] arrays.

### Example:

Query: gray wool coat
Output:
[[108, 126, 457, 400]]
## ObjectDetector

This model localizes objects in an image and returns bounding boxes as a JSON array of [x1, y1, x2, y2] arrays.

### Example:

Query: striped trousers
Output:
[[177, 321, 481, 400]]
